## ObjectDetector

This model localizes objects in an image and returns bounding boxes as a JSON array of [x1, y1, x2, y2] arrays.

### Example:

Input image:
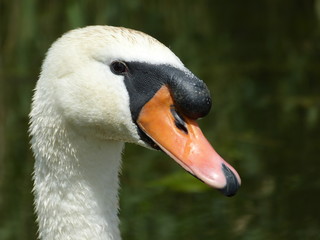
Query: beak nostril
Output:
[[170, 105, 188, 134]]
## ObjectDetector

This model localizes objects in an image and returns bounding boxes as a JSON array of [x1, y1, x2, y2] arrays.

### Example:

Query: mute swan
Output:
[[29, 26, 241, 240]]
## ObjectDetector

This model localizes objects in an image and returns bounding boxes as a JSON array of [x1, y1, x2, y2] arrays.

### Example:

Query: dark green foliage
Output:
[[1, 0, 320, 239]]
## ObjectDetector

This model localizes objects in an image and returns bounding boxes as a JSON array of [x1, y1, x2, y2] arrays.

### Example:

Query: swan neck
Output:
[[32, 116, 123, 240]]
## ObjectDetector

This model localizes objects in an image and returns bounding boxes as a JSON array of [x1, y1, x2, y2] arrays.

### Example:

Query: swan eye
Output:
[[110, 61, 128, 75]]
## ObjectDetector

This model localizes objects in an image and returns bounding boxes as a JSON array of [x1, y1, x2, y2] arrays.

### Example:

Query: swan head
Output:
[[34, 26, 240, 196]]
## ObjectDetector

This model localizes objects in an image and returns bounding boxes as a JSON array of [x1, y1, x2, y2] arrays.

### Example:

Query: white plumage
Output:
[[30, 26, 185, 240], [30, 25, 241, 240]]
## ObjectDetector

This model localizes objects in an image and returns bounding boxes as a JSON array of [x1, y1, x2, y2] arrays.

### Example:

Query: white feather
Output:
[[30, 26, 184, 240]]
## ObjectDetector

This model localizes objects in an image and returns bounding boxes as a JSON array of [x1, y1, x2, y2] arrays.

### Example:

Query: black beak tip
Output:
[[219, 164, 241, 197]]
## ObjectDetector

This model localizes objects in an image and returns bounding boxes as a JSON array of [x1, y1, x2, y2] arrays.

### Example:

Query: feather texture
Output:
[[30, 26, 184, 240]]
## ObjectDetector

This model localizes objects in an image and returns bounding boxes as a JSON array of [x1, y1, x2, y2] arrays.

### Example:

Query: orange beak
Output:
[[137, 85, 241, 196]]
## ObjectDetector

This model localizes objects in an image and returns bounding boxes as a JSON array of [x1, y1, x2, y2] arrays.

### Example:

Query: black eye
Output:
[[110, 61, 128, 75]]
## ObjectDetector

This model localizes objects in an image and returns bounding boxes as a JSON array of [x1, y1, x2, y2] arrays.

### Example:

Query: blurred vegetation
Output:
[[1, 0, 320, 239]]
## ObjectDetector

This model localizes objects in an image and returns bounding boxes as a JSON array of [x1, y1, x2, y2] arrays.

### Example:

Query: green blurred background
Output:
[[1, 0, 320, 239]]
